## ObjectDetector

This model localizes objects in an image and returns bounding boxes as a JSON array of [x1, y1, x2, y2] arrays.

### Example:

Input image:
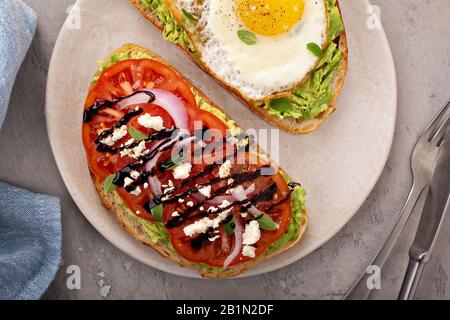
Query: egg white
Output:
[[173, 0, 328, 101]]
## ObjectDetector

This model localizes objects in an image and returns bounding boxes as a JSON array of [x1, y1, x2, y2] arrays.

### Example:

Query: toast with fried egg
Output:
[[130, 0, 348, 134]]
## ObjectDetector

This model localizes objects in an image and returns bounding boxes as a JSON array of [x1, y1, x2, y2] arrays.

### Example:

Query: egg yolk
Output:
[[236, 0, 305, 36]]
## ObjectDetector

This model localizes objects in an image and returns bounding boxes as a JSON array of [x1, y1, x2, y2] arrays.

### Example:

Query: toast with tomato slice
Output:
[[129, 0, 348, 135], [82, 44, 307, 278]]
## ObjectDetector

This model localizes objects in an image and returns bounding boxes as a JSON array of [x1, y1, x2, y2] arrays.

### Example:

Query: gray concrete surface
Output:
[[0, 0, 449, 300]]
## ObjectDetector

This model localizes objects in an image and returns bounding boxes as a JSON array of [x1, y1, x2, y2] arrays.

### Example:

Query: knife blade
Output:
[[398, 136, 450, 299]]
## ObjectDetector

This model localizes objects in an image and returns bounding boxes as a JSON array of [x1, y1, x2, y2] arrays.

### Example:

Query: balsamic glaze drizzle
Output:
[[83, 90, 155, 122], [95, 108, 143, 153], [84, 89, 304, 251], [164, 175, 278, 228]]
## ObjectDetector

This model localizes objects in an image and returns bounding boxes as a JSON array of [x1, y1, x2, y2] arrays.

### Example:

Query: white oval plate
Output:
[[46, 0, 397, 278]]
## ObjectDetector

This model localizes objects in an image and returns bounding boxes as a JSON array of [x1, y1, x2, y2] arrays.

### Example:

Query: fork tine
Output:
[[429, 106, 450, 145], [437, 120, 450, 147], [425, 98, 450, 139]]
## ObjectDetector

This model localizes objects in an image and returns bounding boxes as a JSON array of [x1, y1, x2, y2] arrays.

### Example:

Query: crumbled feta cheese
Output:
[[209, 235, 220, 242], [130, 170, 140, 179], [143, 183, 149, 189], [172, 211, 180, 217], [207, 206, 218, 213], [219, 200, 231, 209], [200, 206, 205, 211], [123, 177, 134, 188], [173, 163, 192, 180], [242, 245, 256, 258], [137, 114, 164, 131], [187, 201, 194, 207], [120, 140, 149, 159], [241, 212, 248, 218], [124, 138, 135, 147], [178, 198, 185, 203], [100, 125, 128, 146], [198, 185, 212, 198], [132, 141, 148, 159], [242, 220, 261, 246], [130, 186, 142, 196], [112, 125, 128, 141], [163, 186, 175, 194], [219, 160, 232, 179], [136, 210, 141, 215], [183, 208, 232, 237], [227, 178, 234, 185]]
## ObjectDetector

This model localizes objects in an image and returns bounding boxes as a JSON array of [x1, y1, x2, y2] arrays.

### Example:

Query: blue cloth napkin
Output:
[[0, 183, 61, 300], [0, 1, 62, 300], [0, 0, 37, 127]]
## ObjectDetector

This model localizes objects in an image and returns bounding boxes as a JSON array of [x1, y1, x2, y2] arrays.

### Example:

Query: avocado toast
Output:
[[130, 0, 348, 134], [82, 44, 308, 278]]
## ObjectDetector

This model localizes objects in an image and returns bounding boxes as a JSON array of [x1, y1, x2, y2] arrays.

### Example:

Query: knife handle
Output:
[[398, 257, 427, 300]]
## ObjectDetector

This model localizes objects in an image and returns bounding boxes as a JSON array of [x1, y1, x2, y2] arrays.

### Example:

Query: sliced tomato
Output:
[[128, 103, 176, 134], [162, 155, 292, 267], [116, 187, 154, 221], [85, 59, 196, 108], [82, 57, 294, 266], [185, 105, 229, 136], [82, 107, 124, 179]]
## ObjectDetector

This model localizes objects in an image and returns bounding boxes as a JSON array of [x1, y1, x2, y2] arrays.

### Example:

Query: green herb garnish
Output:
[[160, 155, 185, 171], [238, 30, 257, 45], [151, 203, 164, 222], [257, 214, 278, 231], [182, 9, 199, 21], [224, 216, 237, 236], [128, 126, 148, 141], [103, 174, 117, 193], [307, 42, 324, 58]]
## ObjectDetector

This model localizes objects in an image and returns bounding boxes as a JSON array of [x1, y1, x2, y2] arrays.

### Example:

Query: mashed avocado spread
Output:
[[98, 50, 306, 267], [139, 0, 344, 121]]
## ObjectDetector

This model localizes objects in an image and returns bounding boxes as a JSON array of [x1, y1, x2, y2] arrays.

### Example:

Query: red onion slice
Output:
[[231, 185, 247, 202], [206, 195, 233, 206], [207, 184, 255, 206], [116, 89, 189, 131], [223, 218, 243, 267], [248, 205, 264, 218], [145, 134, 194, 198], [191, 192, 206, 202], [148, 176, 162, 198], [116, 92, 150, 110]]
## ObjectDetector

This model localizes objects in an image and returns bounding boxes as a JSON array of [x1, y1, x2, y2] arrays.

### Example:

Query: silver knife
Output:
[[398, 136, 450, 300]]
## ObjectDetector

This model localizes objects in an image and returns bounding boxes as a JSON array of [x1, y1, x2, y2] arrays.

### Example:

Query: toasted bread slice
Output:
[[129, 0, 348, 135], [86, 44, 308, 278]]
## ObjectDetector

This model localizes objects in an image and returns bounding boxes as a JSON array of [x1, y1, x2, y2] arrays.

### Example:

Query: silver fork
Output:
[[345, 99, 450, 300]]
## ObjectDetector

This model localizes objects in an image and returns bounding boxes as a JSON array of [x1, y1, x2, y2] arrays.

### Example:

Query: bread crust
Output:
[[129, 0, 348, 135], [86, 44, 308, 278]]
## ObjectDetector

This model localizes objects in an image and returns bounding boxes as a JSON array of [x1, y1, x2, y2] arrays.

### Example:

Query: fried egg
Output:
[[172, 0, 328, 100]]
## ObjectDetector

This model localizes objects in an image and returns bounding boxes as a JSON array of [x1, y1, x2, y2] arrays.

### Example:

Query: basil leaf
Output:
[[237, 30, 257, 45], [307, 42, 324, 58], [270, 98, 292, 112], [103, 174, 117, 193], [128, 126, 148, 141], [160, 154, 185, 171], [224, 216, 237, 236], [257, 214, 278, 231], [151, 203, 164, 222], [182, 8, 199, 21]]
